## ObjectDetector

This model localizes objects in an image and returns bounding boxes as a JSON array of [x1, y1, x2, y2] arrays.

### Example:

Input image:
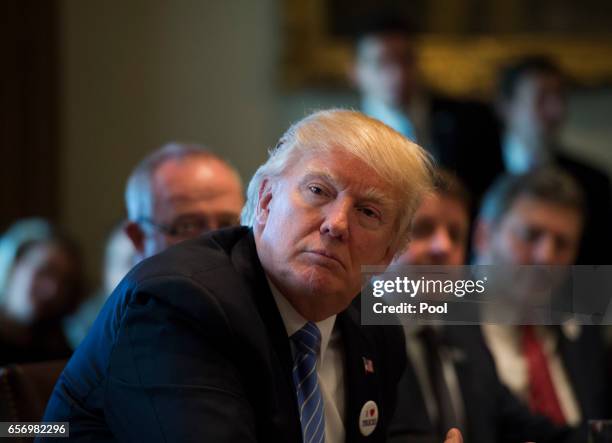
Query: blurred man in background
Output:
[[473, 168, 608, 433], [65, 143, 244, 348], [353, 36, 611, 266], [392, 170, 471, 268], [0, 219, 85, 365], [124, 142, 245, 261], [473, 56, 612, 264], [350, 16, 499, 187], [389, 171, 574, 443]]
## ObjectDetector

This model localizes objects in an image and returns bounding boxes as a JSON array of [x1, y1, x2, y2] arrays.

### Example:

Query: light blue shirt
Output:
[[362, 98, 417, 143], [502, 133, 553, 174]]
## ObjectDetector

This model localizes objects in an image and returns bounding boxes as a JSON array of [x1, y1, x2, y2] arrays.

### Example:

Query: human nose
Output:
[[429, 227, 452, 258], [320, 199, 350, 241], [533, 236, 556, 265]]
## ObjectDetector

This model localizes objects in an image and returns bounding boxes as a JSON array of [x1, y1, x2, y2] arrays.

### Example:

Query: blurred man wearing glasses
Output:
[[124, 143, 244, 260]]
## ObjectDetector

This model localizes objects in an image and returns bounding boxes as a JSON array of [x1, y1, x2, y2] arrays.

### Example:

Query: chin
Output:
[[300, 270, 337, 293], [290, 265, 343, 296]]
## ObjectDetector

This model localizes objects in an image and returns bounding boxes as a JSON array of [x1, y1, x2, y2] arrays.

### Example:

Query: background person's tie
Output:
[[419, 326, 462, 439], [291, 322, 325, 443], [522, 325, 566, 425]]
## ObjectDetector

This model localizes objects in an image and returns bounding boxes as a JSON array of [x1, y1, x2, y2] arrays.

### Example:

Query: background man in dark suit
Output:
[[473, 169, 609, 437], [388, 170, 575, 443], [352, 28, 611, 266], [349, 18, 500, 182], [470, 56, 612, 264], [64, 143, 244, 348], [40, 110, 462, 442]]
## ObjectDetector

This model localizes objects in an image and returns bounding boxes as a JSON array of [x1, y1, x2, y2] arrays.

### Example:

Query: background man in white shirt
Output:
[[473, 168, 609, 435]]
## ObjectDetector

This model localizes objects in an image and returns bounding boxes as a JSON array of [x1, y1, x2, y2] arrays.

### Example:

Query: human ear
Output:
[[125, 222, 145, 254], [255, 178, 273, 226]]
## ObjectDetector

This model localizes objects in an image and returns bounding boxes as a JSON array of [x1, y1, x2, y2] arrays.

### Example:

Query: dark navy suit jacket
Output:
[[389, 326, 580, 443], [39, 227, 406, 442]]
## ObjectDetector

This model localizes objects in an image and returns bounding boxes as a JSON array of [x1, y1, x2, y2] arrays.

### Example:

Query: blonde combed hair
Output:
[[241, 109, 433, 253]]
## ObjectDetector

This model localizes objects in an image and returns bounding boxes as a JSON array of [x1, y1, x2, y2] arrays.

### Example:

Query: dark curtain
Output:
[[0, 0, 58, 231]]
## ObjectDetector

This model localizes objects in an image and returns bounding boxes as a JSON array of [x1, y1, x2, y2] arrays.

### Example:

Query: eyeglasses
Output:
[[138, 214, 241, 239]]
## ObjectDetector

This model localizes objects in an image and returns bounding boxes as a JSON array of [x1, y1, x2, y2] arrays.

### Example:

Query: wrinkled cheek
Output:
[[357, 248, 387, 266]]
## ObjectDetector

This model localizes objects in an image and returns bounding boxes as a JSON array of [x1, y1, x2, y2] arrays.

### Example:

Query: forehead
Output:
[[358, 33, 413, 60], [149, 157, 243, 219], [502, 196, 582, 234], [417, 193, 469, 221], [515, 72, 564, 99], [152, 157, 241, 201], [21, 242, 73, 269], [285, 149, 395, 201]]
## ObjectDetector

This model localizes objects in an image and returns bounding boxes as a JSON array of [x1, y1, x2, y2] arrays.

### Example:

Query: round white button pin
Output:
[[359, 400, 378, 436]]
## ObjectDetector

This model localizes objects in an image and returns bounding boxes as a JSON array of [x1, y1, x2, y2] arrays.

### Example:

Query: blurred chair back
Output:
[[0, 359, 66, 425]]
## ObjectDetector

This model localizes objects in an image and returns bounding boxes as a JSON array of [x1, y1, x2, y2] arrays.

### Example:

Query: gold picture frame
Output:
[[281, 0, 612, 98]]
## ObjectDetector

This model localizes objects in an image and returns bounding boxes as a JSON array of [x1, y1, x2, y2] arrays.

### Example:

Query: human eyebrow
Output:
[[299, 169, 338, 188], [299, 168, 394, 208], [361, 187, 394, 208]]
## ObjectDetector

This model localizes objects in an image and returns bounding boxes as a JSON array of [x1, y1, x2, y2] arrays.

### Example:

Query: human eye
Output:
[[555, 236, 569, 252], [514, 225, 540, 244], [359, 206, 379, 219], [357, 205, 383, 228], [411, 219, 434, 239], [303, 182, 332, 203], [308, 184, 325, 195], [448, 225, 462, 243], [173, 218, 209, 237]]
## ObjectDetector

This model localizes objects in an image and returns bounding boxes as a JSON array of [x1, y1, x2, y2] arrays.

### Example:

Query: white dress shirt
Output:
[[482, 324, 581, 426], [269, 281, 346, 443], [502, 133, 553, 174]]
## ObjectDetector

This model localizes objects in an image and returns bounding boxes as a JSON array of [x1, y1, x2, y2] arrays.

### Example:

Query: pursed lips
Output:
[[304, 249, 345, 269]]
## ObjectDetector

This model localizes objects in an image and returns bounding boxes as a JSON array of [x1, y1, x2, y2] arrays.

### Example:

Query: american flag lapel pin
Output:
[[363, 357, 375, 374]]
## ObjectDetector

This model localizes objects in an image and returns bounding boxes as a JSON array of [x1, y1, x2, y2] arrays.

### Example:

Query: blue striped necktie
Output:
[[291, 321, 325, 443]]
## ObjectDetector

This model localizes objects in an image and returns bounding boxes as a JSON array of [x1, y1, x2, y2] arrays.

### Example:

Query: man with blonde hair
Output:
[[42, 110, 462, 443]]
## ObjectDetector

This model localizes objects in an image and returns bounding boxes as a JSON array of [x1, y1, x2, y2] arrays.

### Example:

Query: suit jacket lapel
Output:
[[555, 326, 592, 419], [337, 303, 386, 442], [230, 230, 302, 440], [232, 231, 294, 371], [392, 352, 434, 436]]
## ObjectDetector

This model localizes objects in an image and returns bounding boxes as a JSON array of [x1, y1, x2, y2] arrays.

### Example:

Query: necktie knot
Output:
[[291, 322, 322, 356], [522, 324, 537, 341]]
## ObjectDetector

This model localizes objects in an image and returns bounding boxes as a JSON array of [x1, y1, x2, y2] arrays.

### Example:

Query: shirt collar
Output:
[[267, 277, 336, 362]]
